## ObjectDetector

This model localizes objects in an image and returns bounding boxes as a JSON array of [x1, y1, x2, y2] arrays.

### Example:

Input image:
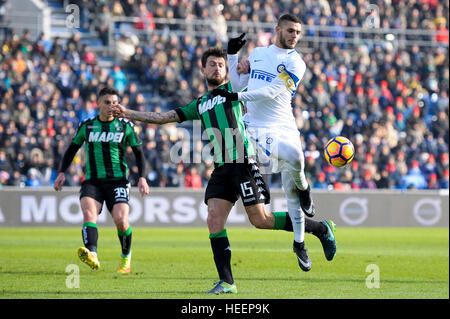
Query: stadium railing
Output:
[[106, 16, 449, 49]]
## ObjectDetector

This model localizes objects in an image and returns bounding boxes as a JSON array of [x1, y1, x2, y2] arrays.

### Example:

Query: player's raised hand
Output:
[[53, 172, 65, 191], [111, 104, 127, 118], [227, 33, 247, 55], [237, 57, 250, 74], [138, 177, 150, 197], [211, 88, 238, 101]]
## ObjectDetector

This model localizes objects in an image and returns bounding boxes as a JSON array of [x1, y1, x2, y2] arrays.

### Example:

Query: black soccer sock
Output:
[[82, 222, 98, 253], [298, 185, 312, 206], [209, 229, 233, 285], [305, 218, 327, 237], [272, 211, 293, 232], [118, 226, 132, 257], [293, 240, 305, 250]]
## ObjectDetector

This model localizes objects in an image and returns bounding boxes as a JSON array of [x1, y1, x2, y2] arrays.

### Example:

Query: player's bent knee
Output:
[[249, 216, 265, 229], [248, 213, 271, 229]]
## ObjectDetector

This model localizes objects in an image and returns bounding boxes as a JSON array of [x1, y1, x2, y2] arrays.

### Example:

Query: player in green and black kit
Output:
[[112, 48, 330, 293], [54, 87, 150, 274]]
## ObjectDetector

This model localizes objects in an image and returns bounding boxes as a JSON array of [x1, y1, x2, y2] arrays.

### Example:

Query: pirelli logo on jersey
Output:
[[251, 69, 276, 83], [88, 131, 125, 143]]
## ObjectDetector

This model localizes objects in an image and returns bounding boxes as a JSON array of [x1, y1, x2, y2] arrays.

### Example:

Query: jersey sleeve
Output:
[[125, 122, 142, 147], [175, 99, 200, 122], [281, 56, 306, 95], [72, 121, 87, 145], [237, 79, 286, 101], [228, 54, 249, 92]]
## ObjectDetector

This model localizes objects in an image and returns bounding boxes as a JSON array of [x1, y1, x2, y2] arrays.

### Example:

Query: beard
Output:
[[279, 32, 296, 49], [206, 74, 226, 87]]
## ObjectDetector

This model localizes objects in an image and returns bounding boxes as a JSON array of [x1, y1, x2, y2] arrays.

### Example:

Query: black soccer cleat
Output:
[[298, 186, 315, 218], [293, 242, 311, 272]]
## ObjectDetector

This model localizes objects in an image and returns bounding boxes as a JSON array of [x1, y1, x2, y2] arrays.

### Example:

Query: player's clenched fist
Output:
[[227, 33, 247, 55], [237, 57, 250, 74], [211, 88, 238, 101]]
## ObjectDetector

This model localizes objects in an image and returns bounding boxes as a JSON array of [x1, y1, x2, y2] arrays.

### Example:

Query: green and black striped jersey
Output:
[[175, 82, 255, 167], [72, 116, 142, 181]]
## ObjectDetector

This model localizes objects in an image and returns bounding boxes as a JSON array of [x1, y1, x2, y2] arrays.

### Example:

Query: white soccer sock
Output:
[[290, 167, 309, 191], [281, 170, 305, 243]]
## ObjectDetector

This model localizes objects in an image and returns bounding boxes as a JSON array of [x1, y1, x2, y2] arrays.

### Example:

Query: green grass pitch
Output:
[[0, 227, 448, 299]]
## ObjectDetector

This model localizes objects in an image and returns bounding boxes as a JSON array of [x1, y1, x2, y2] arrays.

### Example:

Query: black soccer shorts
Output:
[[204, 159, 270, 206], [80, 179, 131, 213]]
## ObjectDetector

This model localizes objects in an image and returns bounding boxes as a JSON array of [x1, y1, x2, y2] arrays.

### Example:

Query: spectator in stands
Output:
[[402, 160, 427, 189], [314, 171, 328, 189], [25, 168, 41, 188], [211, 4, 228, 43], [435, 22, 449, 44], [0, 0, 10, 38], [184, 165, 202, 189], [360, 170, 377, 189], [76, 100, 97, 121], [115, 34, 138, 63], [440, 169, 449, 189], [167, 163, 185, 187], [95, 5, 112, 45], [375, 169, 393, 189], [0, 148, 12, 172], [110, 64, 128, 94], [135, 3, 155, 32]]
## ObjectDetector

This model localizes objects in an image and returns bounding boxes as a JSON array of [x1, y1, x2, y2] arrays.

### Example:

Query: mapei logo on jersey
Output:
[[88, 131, 124, 143], [251, 69, 276, 83], [198, 95, 227, 114]]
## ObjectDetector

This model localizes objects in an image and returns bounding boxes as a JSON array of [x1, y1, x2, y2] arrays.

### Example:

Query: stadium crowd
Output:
[[0, 0, 448, 190]]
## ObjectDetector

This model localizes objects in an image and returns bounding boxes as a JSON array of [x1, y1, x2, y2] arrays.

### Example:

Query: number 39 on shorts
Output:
[[114, 185, 130, 201]]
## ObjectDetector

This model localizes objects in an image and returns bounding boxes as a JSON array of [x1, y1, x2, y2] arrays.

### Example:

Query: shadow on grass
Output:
[[1, 270, 67, 276], [1, 290, 201, 296], [2, 270, 448, 286], [109, 274, 449, 285]]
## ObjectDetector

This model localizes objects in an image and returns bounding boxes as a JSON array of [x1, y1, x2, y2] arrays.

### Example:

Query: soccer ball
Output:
[[324, 136, 355, 167]]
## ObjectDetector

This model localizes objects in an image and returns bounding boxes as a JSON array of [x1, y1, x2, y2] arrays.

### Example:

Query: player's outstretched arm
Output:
[[112, 104, 179, 124], [53, 143, 81, 191], [131, 145, 150, 196]]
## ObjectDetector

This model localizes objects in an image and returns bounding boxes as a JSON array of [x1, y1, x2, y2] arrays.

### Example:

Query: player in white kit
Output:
[[212, 14, 336, 271]]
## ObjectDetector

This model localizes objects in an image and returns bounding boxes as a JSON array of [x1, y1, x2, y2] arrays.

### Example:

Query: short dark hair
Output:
[[201, 47, 227, 67], [98, 87, 119, 99], [278, 14, 302, 26]]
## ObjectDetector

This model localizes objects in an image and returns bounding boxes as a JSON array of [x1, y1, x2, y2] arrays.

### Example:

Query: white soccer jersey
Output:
[[228, 44, 306, 129]]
